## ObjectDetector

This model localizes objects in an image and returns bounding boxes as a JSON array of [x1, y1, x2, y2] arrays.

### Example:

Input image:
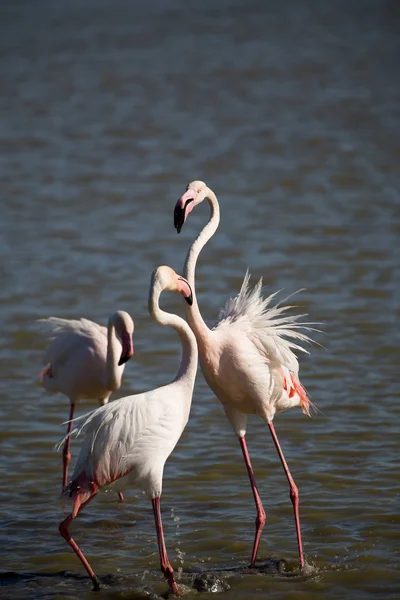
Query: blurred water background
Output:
[[0, 0, 399, 598]]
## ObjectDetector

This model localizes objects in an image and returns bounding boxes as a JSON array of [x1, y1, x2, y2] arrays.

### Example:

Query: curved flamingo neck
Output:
[[148, 287, 198, 386], [183, 187, 220, 344], [106, 325, 122, 391]]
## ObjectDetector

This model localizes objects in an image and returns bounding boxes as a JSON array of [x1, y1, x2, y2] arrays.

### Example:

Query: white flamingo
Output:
[[174, 180, 318, 570], [38, 311, 134, 490], [58, 266, 197, 595]]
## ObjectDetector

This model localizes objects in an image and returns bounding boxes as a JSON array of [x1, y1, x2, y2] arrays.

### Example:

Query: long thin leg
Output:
[[268, 422, 305, 569], [62, 403, 75, 490], [239, 435, 266, 567], [151, 497, 180, 596], [59, 494, 100, 590]]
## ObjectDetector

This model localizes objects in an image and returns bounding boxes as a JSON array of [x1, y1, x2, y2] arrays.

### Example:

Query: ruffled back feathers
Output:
[[217, 270, 317, 356]]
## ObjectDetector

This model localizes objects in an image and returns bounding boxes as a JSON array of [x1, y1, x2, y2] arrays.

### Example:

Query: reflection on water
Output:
[[1, 0, 399, 598]]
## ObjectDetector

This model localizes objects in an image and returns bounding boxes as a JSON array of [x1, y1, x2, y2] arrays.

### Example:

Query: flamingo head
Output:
[[174, 180, 208, 233], [109, 311, 134, 366], [152, 266, 193, 306]]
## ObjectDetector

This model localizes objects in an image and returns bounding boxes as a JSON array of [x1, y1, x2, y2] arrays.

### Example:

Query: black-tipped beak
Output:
[[118, 335, 134, 366], [174, 205, 185, 234], [174, 198, 194, 233], [178, 276, 193, 306], [118, 355, 129, 366], [185, 291, 193, 306]]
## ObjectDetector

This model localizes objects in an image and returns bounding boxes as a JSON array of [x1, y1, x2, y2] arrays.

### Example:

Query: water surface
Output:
[[0, 1, 399, 598]]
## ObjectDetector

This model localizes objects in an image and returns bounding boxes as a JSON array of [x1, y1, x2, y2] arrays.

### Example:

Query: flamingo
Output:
[[174, 181, 318, 570], [38, 311, 134, 491], [58, 266, 197, 595]]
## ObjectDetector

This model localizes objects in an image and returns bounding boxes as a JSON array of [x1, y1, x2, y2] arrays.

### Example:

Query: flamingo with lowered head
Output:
[[38, 311, 134, 491], [174, 180, 318, 570], [58, 266, 197, 595]]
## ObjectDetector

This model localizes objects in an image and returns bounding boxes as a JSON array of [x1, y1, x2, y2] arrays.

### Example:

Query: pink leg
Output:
[[62, 403, 75, 490], [59, 494, 100, 590], [118, 492, 125, 502], [268, 422, 305, 569], [151, 497, 180, 596], [239, 436, 266, 567]]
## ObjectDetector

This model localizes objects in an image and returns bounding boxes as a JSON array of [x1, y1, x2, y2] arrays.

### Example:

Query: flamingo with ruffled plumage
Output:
[[174, 180, 318, 570]]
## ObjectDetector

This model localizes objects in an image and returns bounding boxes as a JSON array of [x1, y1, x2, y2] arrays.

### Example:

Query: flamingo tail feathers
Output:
[[291, 375, 321, 417]]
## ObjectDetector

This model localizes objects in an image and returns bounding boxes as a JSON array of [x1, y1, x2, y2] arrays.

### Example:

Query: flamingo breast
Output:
[[199, 333, 279, 417]]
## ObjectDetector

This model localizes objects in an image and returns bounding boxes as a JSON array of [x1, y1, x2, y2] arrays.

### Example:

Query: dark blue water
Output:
[[0, 1, 399, 598]]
